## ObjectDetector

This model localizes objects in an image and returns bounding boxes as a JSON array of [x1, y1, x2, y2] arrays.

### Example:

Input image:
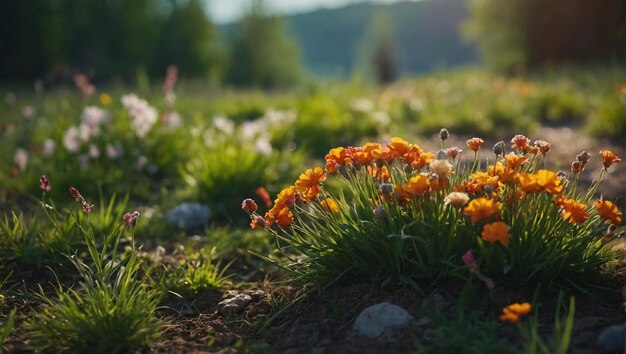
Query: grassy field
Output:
[[0, 67, 625, 353]]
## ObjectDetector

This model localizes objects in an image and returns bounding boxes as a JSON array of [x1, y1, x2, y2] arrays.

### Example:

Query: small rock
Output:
[[352, 302, 414, 340], [217, 294, 252, 316], [163, 203, 211, 231], [248, 289, 266, 301], [597, 324, 625, 353]]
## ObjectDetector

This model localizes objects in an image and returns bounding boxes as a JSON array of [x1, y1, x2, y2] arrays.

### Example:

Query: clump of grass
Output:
[[175, 246, 234, 293], [245, 132, 623, 289], [26, 184, 161, 353]]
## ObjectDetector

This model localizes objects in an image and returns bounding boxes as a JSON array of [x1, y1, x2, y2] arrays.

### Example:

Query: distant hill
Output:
[[221, 0, 478, 77]]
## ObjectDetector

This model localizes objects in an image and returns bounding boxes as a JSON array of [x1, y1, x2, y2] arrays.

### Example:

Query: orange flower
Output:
[[503, 153, 528, 170], [481, 221, 510, 247], [372, 146, 394, 163], [594, 199, 622, 225], [368, 165, 390, 182], [599, 150, 621, 170], [463, 197, 501, 223], [515, 170, 562, 195], [320, 198, 341, 213], [295, 167, 326, 201], [387, 137, 410, 158], [325, 147, 347, 173], [396, 174, 431, 203], [276, 207, 293, 227], [511, 134, 531, 151], [534, 170, 563, 195], [560, 198, 589, 224], [499, 302, 531, 324], [488, 162, 515, 184], [255, 187, 272, 207], [466, 137, 484, 152]]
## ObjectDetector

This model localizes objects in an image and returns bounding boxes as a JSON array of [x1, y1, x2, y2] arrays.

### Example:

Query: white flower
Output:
[[88, 144, 100, 159], [63, 126, 81, 153], [122, 93, 158, 138], [429, 159, 453, 176], [212, 115, 234, 135], [371, 111, 390, 125], [81, 106, 108, 128], [106, 142, 123, 159], [164, 111, 182, 129], [352, 98, 373, 112], [42, 139, 56, 157], [22, 106, 36, 119], [14, 149, 28, 171], [255, 136, 273, 156], [444, 192, 470, 208]]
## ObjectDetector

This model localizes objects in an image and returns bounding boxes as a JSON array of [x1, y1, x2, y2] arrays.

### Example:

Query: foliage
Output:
[[247, 134, 623, 288], [464, 0, 626, 71], [26, 191, 161, 353], [174, 247, 233, 293], [0, 0, 225, 81]]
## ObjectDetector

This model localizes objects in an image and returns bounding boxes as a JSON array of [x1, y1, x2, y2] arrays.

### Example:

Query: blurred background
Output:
[[1, 0, 623, 86]]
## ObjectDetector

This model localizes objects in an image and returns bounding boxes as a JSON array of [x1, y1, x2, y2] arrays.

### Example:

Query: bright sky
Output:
[[207, 0, 411, 23]]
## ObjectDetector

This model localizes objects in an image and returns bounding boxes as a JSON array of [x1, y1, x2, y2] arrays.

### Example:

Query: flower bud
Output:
[[241, 198, 258, 214], [556, 170, 566, 179], [39, 175, 51, 192], [436, 150, 447, 160], [379, 183, 394, 195], [462, 250, 480, 272], [493, 141, 505, 156], [373, 205, 387, 219], [576, 151, 590, 164], [439, 128, 449, 141]]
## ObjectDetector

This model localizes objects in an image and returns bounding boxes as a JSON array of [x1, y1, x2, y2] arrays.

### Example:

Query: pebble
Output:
[[596, 324, 625, 353]]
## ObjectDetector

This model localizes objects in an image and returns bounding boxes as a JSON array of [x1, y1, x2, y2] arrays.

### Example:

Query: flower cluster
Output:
[[243, 133, 622, 288], [122, 94, 158, 138], [245, 135, 622, 237]]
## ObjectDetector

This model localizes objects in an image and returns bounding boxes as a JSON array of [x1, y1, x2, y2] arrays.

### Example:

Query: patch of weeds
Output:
[[174, 246, 234, 293]]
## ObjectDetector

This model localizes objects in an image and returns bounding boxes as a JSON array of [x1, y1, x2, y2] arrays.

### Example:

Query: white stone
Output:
[[352, 302, 414, 340]]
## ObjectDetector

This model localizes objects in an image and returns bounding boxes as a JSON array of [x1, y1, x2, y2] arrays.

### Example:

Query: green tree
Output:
[[227, 1, 302, 89]]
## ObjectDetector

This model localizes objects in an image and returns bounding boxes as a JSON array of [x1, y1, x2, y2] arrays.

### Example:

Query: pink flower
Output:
[[123, 211, 141, 228], [462, 250, 480, 272], [39, 175, 51, 192]]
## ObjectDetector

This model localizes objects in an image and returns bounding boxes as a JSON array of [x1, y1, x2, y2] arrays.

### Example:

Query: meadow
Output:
[[0, 66, 625, 353]]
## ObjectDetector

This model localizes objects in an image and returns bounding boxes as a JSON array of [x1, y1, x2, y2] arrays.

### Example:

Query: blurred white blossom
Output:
[[212, 115, 234, 135], [122, 94, 158, 138], [63, 126, 81, 153], [42, 138, 56, 157], [14, 149, 28, 171]]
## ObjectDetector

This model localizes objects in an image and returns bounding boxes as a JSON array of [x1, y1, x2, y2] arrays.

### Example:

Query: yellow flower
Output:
[[594, 199, 622, 226], [559, 198, 589, 224], [499, 302, 531, 324], [99, 93, 112, 106], [481, 221, 510, 247], [320, 198, 340, 213], [463, 198, 501, 223]]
